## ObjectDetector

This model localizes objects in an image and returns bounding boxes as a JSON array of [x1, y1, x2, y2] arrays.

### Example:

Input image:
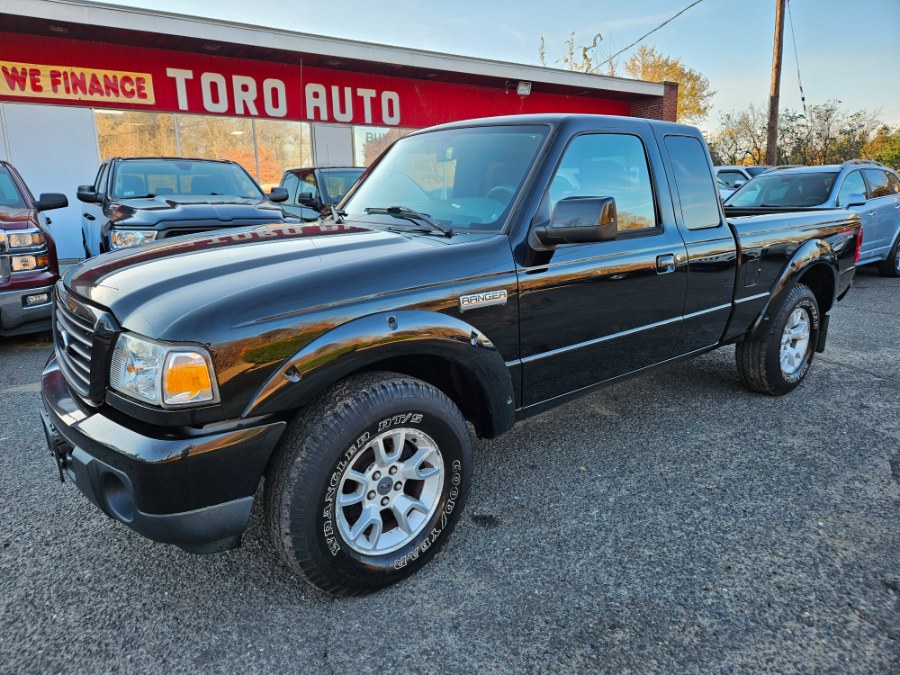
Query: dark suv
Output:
[[77, 157, 291, 256]]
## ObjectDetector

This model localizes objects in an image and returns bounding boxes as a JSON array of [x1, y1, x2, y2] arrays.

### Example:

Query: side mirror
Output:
[[268, 187, 289, 203], [844, 193, 866, 208], [77, 185, 101, 203], [298, 191, 321, 208], [35, 193, 68, 211], [534, 196, 618, 246]]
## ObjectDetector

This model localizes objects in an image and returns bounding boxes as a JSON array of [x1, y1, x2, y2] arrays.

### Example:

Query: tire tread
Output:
[[264, 372, 468, 596]]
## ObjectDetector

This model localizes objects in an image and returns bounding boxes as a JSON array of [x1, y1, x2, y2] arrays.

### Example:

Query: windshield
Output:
[[0, 166, 26, 209], [320, 169, 365, 204], [111, 160, 264, 200], [342, 125, 548, 232], [725, 171, 839, 207]]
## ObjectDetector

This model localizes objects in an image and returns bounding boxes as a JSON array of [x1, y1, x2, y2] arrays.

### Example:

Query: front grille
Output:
[[54, 288, 96, 398]]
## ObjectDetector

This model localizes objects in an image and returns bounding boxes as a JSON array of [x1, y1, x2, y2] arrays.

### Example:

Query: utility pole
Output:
[[765, 0, 786, 165]]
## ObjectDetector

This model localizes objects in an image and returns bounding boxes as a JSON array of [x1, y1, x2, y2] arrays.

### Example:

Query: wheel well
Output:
[[355, 355, 498, 439], [797, 264, 835, 314]]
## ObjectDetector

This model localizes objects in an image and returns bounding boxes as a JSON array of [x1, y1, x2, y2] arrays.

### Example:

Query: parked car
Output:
[[279, 166, 365, 220], [0, 161, 67, 336], [41, 114, 861, 596], [715, 165, 771, 189], [724, 160, 900, 276], [717, 176, 737, 201], [76, 157, 291, 256]]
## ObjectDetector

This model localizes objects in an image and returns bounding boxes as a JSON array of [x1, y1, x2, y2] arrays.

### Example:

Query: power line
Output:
[[597, 0, 706, 69], [786, 0, 807, 117]]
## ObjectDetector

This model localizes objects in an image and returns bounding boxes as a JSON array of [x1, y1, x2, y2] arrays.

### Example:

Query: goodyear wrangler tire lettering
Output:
[[264, 372, 472, 596]]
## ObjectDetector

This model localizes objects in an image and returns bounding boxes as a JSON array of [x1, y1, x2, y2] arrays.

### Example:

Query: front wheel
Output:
[[264, 372, 472, 596], [736, 283, 820, 395], [878, 236, 900, 278]]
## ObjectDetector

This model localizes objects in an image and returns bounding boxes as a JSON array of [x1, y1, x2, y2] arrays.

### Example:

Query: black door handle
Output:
[[83, 214, 95, 221], [656, 254, 676, 274]]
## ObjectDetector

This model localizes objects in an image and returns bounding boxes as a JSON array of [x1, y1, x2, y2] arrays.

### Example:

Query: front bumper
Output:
[[40, 355, 286, 553], [0, 283, 53, 335]]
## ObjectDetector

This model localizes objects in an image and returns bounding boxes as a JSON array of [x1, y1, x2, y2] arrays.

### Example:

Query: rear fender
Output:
[[243, 310, 516, 436], [749, 239, 838, 338]]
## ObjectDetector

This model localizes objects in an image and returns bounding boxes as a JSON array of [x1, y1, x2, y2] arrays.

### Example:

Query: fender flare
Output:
[[243, 310, 516, 437], [749, 238, 838, 338]]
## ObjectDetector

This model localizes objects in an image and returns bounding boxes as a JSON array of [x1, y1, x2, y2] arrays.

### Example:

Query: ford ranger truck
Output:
[[40, 114, 862, 596], [0, 161, 67, 336]]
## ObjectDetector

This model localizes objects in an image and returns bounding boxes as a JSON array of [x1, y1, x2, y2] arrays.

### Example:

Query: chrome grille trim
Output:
[[53, 286, 97, 400]]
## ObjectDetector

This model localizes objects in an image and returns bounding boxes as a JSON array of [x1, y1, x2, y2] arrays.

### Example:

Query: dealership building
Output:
[[1, 0, 678, 262]]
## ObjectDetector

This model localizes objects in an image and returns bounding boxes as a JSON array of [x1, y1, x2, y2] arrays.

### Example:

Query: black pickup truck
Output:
[[76, 157, 291, 256], [40, 114, 861, 595]]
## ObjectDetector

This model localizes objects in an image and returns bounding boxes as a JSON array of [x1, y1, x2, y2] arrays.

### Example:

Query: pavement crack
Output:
[[817, 356, 899, 384]]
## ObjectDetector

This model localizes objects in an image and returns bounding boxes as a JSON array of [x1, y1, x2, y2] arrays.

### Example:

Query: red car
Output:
[[0, 161, 67, 336]]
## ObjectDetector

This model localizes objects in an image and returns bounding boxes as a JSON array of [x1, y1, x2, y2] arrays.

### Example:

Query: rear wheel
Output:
[[878, 236, 900, 277], [736, 283, 820, 395], [264, 372, 472, 596]]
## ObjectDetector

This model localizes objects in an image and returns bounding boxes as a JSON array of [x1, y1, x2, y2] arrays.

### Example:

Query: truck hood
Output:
[[109, 195, 287, 227], [64, 221, 490, 340], [0, 206, 39, 230]]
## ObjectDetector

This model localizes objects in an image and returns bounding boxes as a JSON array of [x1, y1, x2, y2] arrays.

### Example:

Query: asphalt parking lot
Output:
[[1, 268, 897, 674]]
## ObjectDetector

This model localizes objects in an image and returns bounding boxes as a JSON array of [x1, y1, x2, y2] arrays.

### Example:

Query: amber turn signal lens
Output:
[[163, 352, 214, 405], [11, 254, 49, 271]]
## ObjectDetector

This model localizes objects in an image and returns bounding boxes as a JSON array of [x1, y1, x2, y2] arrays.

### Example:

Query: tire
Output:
[[264, 372, 472, 596], [877, 235, 900, 278], [735, 283, 820, 396]]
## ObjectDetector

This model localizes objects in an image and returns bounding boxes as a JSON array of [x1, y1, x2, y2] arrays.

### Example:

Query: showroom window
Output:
[[255, 119, 313, 189], [95, 110, 177, 159], [353, 126, 415, 167], [176, 114, 255, 169], [93, 109, 414, 183]]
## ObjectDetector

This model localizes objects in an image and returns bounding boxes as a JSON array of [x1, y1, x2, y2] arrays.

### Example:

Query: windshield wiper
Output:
[[364, 206, 452, 236]]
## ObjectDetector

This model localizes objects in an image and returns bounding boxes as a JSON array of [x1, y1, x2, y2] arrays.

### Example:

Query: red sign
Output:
[[0, 32, 631, 127]]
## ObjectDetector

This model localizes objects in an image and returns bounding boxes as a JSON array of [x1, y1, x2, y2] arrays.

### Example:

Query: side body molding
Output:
[[749, 239, 838, 338], [243, 310, 516, 436]]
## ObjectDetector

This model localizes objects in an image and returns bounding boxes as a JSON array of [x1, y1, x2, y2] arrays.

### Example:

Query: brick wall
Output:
[[630, 81, 679, 122]]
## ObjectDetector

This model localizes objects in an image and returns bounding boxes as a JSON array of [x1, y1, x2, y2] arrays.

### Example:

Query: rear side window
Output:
[[549, 133, 657, 233], [664, 135, 721, 230], [888, 172, 900, 194], [837, 171, 867, 206], [863, 169, 891, 198]]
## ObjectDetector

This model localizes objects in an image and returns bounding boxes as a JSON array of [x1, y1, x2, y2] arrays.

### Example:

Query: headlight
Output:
[[11, 254, 49, 271], [109, 230, 159, 249], [110, 333, 217, 407], [8, 230, 45, 249]]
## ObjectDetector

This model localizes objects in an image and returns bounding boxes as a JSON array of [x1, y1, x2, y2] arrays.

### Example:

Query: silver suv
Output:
[[724, 160, 900, 276]]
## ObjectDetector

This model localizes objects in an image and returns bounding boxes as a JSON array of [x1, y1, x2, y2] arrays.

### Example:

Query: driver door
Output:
[[517, 126, 688, 408]]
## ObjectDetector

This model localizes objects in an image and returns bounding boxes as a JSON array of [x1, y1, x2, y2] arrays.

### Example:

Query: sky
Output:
[[103, 0, 900, 132]]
